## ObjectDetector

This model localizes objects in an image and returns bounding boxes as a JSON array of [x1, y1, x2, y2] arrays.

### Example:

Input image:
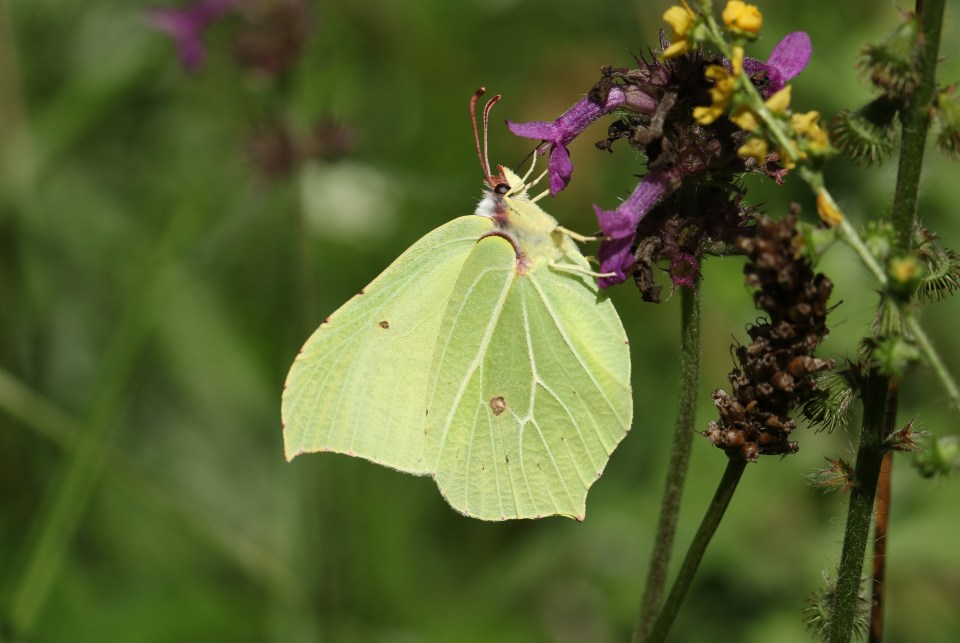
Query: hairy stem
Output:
[[634, 286, 701, 643], [645, 457, 747, 643], [827, 373, 892, 643], [829, 1, 947, 639], [891, 0, 946, 252]]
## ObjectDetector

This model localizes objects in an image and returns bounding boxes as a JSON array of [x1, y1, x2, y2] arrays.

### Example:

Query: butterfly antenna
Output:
[[482, 93, 501, 182], [470, 88, 493, 185]]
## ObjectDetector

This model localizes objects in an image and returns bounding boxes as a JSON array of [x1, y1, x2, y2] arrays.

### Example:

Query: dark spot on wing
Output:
[[359, 289, 365, 295], [378, 320, 390, 329], [489, 396, 507, 415]]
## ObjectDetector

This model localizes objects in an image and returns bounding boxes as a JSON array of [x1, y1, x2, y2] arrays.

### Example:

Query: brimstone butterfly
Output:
[[282, 90, 632, 521]]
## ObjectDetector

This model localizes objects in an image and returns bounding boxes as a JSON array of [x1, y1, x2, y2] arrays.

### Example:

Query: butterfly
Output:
[[282, 89, 632, 521]]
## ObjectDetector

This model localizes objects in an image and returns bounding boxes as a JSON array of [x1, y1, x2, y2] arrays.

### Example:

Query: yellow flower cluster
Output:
[[662, 1, 696, 59], [722, 1, 763, 34], [734, 86, 795, 164], [693, 47, 744, 125], [735, 99, 832, 173]]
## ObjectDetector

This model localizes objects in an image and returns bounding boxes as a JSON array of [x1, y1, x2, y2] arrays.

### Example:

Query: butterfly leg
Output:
[[554, 226, 600, 243], [520, 153, 538, 183], [549, 261, 616, 279]]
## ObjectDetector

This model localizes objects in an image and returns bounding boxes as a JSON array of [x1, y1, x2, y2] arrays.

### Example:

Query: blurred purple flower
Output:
[[743, 32, 812, 97], [148, 0, 234, 71], [593, 171, 672, 288], [507, 86, 656, 196]]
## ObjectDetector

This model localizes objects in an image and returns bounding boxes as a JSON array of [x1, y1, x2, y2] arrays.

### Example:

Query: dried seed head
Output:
[[705, 215, 835, 460]]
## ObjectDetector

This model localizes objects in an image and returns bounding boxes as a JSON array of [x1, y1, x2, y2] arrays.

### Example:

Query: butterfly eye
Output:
[[494, 183, 510, 195]]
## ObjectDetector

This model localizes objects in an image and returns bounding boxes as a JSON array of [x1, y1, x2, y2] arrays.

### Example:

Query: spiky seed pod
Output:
[[705, 215, 835, 461], [915, 229, 960, 302], [801, 369, 856, 433], [830, 96, 900, 166], [934, 88, 960, 160], [859, 13, 921, 98]]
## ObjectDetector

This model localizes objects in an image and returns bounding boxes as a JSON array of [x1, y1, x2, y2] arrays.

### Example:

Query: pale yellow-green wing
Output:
[[425, 236, 632, 520], [282, 215, 495, 473]]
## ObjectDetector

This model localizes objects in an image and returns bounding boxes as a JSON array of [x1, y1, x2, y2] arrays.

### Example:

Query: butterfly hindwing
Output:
[[426, 235, 632, 520]]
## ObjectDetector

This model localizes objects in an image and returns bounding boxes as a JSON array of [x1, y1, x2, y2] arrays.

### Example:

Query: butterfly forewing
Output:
[[282, 215, 494, 473]]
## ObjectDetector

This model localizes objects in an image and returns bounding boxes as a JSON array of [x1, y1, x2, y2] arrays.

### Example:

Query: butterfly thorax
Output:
[[474, 167, 572, 274]]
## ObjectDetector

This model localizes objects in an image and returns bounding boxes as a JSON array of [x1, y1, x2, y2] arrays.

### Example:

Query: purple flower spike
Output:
[[743, 31, 812, 97], [594, 171, 672, 288], [508, 87, 656, 196], [148, 0, 234, 71]]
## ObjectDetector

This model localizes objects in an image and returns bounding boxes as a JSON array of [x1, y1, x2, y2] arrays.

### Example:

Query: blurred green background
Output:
[[1, 1, 959, 641]]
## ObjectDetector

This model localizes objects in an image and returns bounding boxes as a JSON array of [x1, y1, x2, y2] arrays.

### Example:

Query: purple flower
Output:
[[507, 86, 656, 196], [743, 32, 812, 97], [148, 0, 234, 71], [668, 253, 700, 288], [594, 170, 672, 288]]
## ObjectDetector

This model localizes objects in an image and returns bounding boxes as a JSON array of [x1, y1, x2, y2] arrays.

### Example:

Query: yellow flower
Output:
[[693, 47, 743, 125], [889, 256, 919, 284], [730, 107, 760, 131], [722, 1, 763, 34], [791, 111, 831, 154], [764, 85, 792, 113], [662, 1, 696, 59], [816, 190, 844, 226], [737, 137, 768, 163], [777, 142, 803, 170], [663, 40, 691, 58], [663, 2, 695, 35], [790, 111, 820, 135]]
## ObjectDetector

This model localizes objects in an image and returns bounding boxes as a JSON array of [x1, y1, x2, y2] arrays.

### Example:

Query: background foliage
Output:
[[1, 1, 958, 641]]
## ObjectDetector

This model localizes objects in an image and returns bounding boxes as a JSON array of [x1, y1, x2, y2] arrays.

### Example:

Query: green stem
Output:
[[645, 457, 747, 643], [634, 286, 702, 643], [835, 217, 887, 286], [891, 0, 946, 253], [797, 168, 889, 285], [826, 373, 891, 643], [907, 316, 960, 406]]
